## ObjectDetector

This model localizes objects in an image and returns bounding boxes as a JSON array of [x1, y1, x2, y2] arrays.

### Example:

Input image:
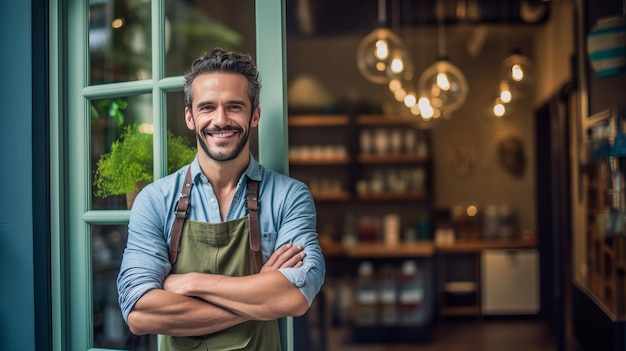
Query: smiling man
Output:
[[116, 48, 326, 351]]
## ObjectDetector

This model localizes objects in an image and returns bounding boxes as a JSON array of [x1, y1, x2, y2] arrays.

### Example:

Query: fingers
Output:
[[278, 248, 305, 269], [260, 243, 306, 272], [264, 243, 294, 267]]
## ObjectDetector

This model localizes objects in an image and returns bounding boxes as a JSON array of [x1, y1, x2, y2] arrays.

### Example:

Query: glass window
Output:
[[89, 0, 152, 84], [92, 224, 158, 349], [91, 95, 154, 210], [164, 0, 256, 77]]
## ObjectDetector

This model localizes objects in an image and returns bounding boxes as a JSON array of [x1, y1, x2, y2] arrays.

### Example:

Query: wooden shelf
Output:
[[289, 155, 349, 165], [321, 239, 535, 259], [344, 241, 435, 258], [435, 238, 538, 253], [356, 191, 428, 201], [440, 306, 481, 317], [311, 191, 351, 202], [320, 240, 435, 258], [357, 153, 429, 164], [288, 115, 349, 126], [356, 115, 417, 125]]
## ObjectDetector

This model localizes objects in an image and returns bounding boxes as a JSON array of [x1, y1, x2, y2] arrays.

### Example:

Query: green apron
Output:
[[160, 216, 281, 351]]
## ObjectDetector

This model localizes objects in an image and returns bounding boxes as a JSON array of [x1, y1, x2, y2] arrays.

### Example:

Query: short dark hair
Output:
[[184, 48, 262, 111]]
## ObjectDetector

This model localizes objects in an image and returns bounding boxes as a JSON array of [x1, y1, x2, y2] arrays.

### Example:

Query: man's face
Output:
[[185, 72, 259, 162]]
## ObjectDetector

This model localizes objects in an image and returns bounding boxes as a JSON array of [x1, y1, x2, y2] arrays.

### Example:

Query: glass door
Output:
[[59, 0, 288, 349]]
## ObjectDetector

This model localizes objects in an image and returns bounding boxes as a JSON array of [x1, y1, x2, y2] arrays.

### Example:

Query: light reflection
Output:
[[111, 18, 124, 29]]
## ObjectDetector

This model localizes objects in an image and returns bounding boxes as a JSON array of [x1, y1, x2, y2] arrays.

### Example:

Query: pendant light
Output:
[[500, 48, 534, 98], [356, 0, 411, 84], [417, 0, 468, 118]]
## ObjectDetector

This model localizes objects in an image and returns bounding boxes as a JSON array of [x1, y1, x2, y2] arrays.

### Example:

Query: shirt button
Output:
[[210, 198, 216, 203]]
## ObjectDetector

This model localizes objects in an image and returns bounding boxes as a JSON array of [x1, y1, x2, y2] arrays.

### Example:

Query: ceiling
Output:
[[286, 0, 551, 37]]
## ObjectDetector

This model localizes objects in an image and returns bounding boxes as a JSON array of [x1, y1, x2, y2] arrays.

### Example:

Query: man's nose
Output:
[[214, 106, 228, 124]]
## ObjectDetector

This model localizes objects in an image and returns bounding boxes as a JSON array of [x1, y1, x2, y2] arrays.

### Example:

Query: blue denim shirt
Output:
[[117, 155, 326, 322]]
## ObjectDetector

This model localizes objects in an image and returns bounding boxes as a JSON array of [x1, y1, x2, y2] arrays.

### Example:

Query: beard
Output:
[[196, 124, 250, 162]]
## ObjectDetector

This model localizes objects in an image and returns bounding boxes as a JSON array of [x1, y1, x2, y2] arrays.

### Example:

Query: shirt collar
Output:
[[189, 153, 262, 184]]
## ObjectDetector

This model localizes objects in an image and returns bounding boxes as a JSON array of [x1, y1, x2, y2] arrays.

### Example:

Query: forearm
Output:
[[127, 288, 248, 336], [165, 271, 308, 320]]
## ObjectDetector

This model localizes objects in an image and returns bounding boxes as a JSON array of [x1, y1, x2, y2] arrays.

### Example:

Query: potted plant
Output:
[[93, 124, 196, 208]]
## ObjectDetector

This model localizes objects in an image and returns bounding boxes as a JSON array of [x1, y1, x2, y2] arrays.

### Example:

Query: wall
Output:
[[287, 23, 540, 235], [0, 0, 41, 350]]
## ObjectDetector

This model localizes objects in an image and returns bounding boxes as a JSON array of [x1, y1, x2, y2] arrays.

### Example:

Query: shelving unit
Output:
[[288, 113, 435, 343], [287, 113, 433, 238], [582, 108, 626, 320]]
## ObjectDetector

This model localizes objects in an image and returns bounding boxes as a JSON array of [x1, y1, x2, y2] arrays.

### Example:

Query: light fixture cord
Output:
[[437, 0, 446, 58], [378, 0, 387, 25]]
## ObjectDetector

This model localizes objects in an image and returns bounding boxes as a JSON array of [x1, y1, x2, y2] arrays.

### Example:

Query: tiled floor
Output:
[[325, 319, 558, 351]]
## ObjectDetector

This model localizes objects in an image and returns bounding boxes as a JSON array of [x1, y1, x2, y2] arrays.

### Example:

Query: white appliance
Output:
[[481, 249, 539, 315]]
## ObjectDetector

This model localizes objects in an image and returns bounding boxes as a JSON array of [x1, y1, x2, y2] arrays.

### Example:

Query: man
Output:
[[117, 48, 325, 350]]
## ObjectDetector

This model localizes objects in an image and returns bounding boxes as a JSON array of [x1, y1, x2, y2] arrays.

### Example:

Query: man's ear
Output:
[[184, 107, 195, 130], [251, 107, 261, 127]]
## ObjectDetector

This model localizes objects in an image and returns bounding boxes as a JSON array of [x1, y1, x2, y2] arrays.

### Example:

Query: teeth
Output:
[[212, 132, 235, 138]]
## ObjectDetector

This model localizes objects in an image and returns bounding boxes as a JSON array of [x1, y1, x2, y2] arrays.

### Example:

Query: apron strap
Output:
[[247, 179, 261, 252], [169, 166, 193, 264], [168, 168, 263, 263]]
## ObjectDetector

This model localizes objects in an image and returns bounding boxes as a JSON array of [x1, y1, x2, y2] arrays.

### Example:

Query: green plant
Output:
[[93, 124, 196, 198]]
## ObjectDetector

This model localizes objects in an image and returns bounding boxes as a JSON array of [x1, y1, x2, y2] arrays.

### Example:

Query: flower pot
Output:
[[125, 181, 150, 209]]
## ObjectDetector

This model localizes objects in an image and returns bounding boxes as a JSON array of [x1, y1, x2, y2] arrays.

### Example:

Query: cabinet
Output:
[[481, 249, 539, 315], [435, 239, 538, 317]]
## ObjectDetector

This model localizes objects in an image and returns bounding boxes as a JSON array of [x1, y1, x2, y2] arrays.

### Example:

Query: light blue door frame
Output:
[[255, 1, 293, 349]]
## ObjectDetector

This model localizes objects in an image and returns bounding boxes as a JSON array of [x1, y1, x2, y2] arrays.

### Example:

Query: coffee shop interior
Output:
[[279, 0, 626, 350], [81, 0, 626, 350]]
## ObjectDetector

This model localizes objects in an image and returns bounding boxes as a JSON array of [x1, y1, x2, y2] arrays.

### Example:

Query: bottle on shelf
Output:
[[353, 261, 378, 326], [398, 260, 424, 326], [378, 264, 398, 326]]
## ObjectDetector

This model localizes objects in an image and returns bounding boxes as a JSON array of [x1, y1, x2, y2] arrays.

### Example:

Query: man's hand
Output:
[[163, 244, 305, 295], [260, 244, 305, 273]]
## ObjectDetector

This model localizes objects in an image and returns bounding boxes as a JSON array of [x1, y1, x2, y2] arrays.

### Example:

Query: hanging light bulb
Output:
[[499, 81, 512, 103], [356, 0, 411, 84], [416, 96, 435, 120], [404, 92, 417, 108], [418, 57, 468, 115], [492, 98, 506, 118], [501, 49, 534, 98], [416, 0, 468, 117]]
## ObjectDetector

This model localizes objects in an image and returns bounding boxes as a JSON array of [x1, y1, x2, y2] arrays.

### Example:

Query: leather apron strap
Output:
[[169, 167, 193, 264], [247, 180, 261, 252], [168, 167, 262, 263]]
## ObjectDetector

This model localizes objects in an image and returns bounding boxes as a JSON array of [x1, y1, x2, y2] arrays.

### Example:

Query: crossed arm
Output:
[[127, 244, 308, 336]]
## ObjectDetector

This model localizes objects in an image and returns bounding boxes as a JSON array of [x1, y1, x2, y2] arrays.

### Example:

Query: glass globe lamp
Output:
[[356, 27, 410, 84], [417, 57, 468, 115]]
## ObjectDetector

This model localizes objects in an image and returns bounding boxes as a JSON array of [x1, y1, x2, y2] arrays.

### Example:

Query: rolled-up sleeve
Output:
[[117, 187, 172, 322], [274, 181, 326, 306]]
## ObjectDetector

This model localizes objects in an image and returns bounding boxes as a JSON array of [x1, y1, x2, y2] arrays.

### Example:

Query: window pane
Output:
[[89, 0, 152, 84], [164, 0, 256, 77], [92, 224, 157, 350], [166, 91, 196, 173], [91, 94, 154, 210]]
